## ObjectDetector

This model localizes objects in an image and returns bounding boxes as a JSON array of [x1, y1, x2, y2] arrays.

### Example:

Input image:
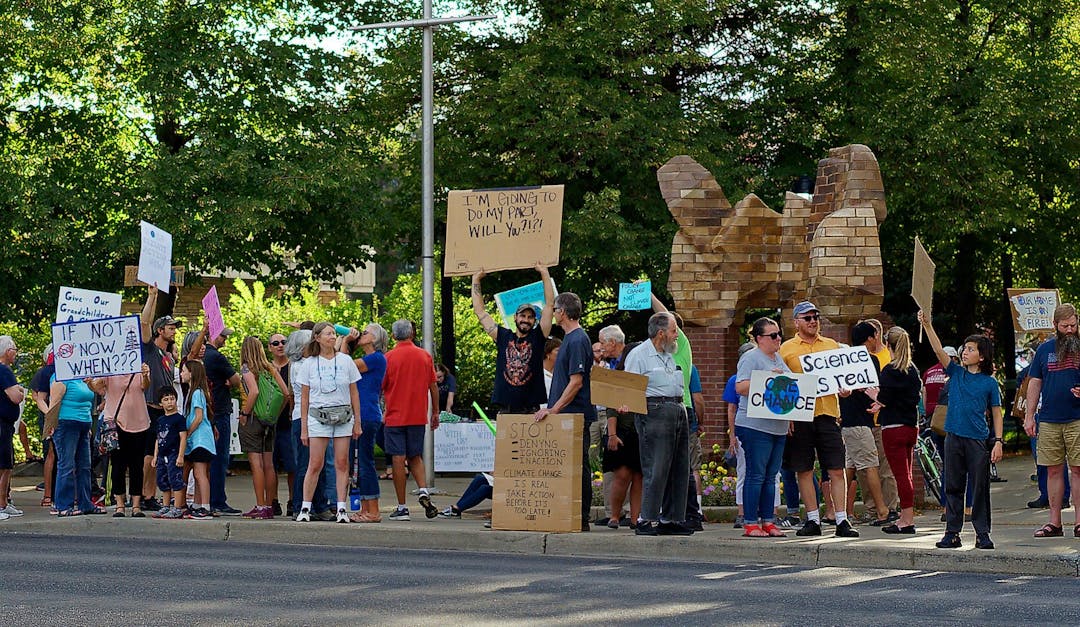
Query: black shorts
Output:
[[783, 415, 846, 473], [145, 406, 165, 456], [187, 447, 215, 464], [0, 421, 14, 470], [601, 425, 641, 474]]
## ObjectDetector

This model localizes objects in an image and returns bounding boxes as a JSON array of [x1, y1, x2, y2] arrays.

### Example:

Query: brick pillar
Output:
[[686, 325, 742, 452]]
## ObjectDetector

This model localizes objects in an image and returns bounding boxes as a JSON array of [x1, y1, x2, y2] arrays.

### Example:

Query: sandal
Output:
[[762, 523, 787, 537], [743, 524, 769, 538], [378, 472, 393, 480], [40, 497, 52, 507], [131, 510, 145, 518], [113, 509, 126, 518], [1033, 523, 1063, 538], [85, 506, 108, 515], [56, 508, 82, 517]]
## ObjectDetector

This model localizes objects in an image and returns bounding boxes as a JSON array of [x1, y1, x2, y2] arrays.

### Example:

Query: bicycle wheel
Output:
[[917, 446, 943, 505]]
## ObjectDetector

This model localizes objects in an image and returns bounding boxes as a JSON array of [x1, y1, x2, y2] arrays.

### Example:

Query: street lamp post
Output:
[[351, 4, 495, 488]]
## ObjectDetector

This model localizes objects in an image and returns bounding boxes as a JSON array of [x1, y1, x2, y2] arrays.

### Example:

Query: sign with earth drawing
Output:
[[746, 370, 817, 422]]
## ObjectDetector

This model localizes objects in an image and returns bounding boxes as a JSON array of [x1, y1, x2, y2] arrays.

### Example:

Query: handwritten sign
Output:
[[493, 278, 557, 329], [138, 221, 174, 293], [201, 286, 225, 341], [911, 236, 935, 315], [51, 315, 143, 382], [124, 265, 185, 287], [434, 423, 496, 472], [618, 281, 651, 310], [492, 413, 583, 533], [590, 367, 647, 414], [1007, 289, 1061, 332], [797, 345, 879, 396], [747, 371, 817, 422], [55, 286, 121, 323], [443, 185, 564, 277]]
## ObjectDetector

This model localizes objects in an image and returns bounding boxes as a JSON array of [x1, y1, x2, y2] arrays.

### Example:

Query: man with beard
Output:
[[471, 263, 554, 414], [139, 284, 181, 511], [624, 312, 692, 536], [1024, 303, 1080, 539]]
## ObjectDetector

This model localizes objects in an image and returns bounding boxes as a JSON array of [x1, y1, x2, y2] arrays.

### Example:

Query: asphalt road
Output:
[[3, 534, 1078, 625]]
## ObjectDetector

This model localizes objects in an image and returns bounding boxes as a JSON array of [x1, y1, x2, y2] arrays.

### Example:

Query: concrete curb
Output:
[[3, 517, 1077, 578]]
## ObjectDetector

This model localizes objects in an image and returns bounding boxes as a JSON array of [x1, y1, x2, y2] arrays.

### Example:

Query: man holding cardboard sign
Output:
[[779, 301, 859, 538], [472, 263, 554, 414]]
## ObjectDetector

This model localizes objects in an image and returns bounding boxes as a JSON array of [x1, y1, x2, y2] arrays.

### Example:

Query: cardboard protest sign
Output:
[[434, 422, 496, 472], [229, 399, 242, 455], [797, 345, 879, 396], [1007, 288, 1061, 332], [51, 315, 142, 382], [492, 413, 583, 533], [124, 265, 185, 288], [618, 281, 651, 310], [138, 221, 174, 293], [443, 185, 564, 276], [911, 236, 935, 314], [55, 286, 121, 323], [590, 367, 647, 414], [746, 371, 817, 422], [201, 286, 225, 341], [493, 278, 557, 329]]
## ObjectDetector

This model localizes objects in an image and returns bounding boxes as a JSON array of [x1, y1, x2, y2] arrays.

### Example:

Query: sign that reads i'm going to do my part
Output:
[[51, 315, 143, 382], [798, 345, 879, 396]]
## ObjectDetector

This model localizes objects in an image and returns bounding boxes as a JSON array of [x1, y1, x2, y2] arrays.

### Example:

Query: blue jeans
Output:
[[355, 421, 381, 501], [635, 403, 689, 523], [780, 467, 819, 514], [737, 426, 786, 523], [291, 419, 333, 513], [273, 423, 296, 474], [210, 415, 232, 510], [456, 473, 493, 512], [53, 420, 92, 512]]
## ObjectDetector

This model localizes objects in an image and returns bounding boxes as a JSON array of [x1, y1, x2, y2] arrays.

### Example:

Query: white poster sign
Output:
[[797, 345, 879, 396], [138, 221, 174, 293], [51, 315, 143, 382], [434, 422, 496, 472], [55, 286, 122, 323], [746, 371, 817, 422]]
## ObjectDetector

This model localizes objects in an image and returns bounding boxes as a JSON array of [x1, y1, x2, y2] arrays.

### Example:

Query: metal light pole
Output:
[[352, 5, 495, 489]]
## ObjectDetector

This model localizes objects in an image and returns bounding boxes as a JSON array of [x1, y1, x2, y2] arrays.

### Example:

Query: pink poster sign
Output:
[[201, 286, 225, 342]]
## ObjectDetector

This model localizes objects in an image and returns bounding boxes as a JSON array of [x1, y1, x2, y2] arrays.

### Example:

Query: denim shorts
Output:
[[156, 454, 186, 491], [384, 425, 425, 458]]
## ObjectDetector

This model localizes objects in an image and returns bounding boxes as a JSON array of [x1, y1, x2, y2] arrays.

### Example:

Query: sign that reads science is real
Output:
[[747, 371, 817, 422], [798, 345, 879, 396]]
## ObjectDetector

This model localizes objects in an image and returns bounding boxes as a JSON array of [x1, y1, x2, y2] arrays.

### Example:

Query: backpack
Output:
[[253, 371, 285, 425]]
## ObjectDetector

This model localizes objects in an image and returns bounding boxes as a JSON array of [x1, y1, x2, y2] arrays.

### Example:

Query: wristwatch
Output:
[[991, 437, 1003, 443]]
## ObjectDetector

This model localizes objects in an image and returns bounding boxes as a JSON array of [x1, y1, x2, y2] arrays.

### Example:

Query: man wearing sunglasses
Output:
[[779, 301, 859, 538]]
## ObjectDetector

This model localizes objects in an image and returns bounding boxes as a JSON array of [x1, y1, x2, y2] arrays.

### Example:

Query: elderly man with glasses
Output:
[[0, 336, 27, 520]]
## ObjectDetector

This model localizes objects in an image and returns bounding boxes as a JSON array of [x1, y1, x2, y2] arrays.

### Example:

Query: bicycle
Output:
[[914, 428, 944, 506]]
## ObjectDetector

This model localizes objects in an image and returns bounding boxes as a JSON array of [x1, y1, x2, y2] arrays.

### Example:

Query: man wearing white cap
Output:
[[779, 301, 859, 538]]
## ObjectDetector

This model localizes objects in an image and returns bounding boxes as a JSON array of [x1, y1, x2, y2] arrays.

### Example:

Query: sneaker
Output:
[[1, 504, 24, 517], [272, 500, 283, 517], [835, 520, 860, 538], [214, 506, 242, 517], [313, 509, 336, 522], [935, 532, 962, 549], [336, 508, 349, 523], [781, 515, 801, 527], [389, 507, 411, 521], [141, 497, 162, 512], [151, 507, 172, 519], [821, 517, 837, 526], [733, 515, 744, 529], [685, 518, 704, 532], [36, 482, 45, 491], [1027, 497, 1050, 509], [796, 520, 822, 537], [438, 507, 461, 519], [295, 508, 311, 522], [242, 507, 262, 519], [777, 517, 795, 529], [657, 521, 694, 536], [256, 506, 274, 520], [975, 534, 995, 549], [185, 508, 212, 521], [0, 511, 8, 521], [286, 502, 295, 518], [634, 521, 659, 536], [161, 507, 184, 519], [418, 494, 439, 519], [606, 518, 620, 529]]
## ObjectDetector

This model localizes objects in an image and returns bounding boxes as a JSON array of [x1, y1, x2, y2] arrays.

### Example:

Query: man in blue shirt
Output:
[[203, 329, 242, 515], [0, 336, 27, 520]]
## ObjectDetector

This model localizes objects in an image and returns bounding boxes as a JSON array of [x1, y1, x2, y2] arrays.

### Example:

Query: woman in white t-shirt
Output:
[[295, 322, 361, 523]]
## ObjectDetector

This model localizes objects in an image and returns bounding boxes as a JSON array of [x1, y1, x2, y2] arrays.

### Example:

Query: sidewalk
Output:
[[3, 453, 1078, 577]]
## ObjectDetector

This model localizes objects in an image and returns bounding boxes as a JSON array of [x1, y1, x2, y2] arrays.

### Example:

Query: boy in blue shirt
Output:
[[151, 387, 187, 519], [919, 311, 1003, 550]]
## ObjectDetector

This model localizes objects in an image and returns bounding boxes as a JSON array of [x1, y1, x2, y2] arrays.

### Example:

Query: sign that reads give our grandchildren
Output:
[[443, 185, 564, 276], [798, 345, 879, 396], [746, 371, 817, 422], [51, 315, 143, 382]]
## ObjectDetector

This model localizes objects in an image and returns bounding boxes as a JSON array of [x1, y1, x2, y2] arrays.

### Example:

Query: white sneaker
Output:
[[1, 504, 23, 517], [295, 507, 311, 522], [336, 508, 349, 523], [0, 511, 8, 521]]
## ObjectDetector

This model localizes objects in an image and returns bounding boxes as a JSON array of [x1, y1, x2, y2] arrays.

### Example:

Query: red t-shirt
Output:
[[922, 363, 947, 415], [382, 339, 436, 427]]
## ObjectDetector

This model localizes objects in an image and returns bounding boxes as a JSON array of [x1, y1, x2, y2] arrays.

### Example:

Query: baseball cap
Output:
[[515, 303, 539, 317], [943, 346, 958, 358], [793, 301, 819, 317], [152, 315, 182, 333], [218, 327, 235, 339]]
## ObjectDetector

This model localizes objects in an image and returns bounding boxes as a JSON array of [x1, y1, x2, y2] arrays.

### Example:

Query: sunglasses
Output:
[[269, 340, 286, 347], [757, 332, 782, 340], [798, 314, 820, 322]]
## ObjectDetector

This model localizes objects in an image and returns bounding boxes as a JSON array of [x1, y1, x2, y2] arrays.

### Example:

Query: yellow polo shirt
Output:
[[779, 334, 841, 418]]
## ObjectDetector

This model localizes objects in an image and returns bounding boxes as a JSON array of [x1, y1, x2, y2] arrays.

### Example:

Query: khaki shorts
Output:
[[842, 425, 879, 470], [239, 418, 276, 454], [1036, 420, 1080, 467], [689, 433, 704, 472]]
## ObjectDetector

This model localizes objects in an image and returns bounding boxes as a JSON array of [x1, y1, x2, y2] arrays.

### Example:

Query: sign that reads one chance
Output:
[[55, 286, 122, 323], [443, 185, 564, 276], [434, 423, 496, 472], [51, 315, 143, 382], [747, 371, 817, 422], [798, 345, 879, 396]]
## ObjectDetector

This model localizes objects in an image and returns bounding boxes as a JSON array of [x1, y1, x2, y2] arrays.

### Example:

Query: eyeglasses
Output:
[[798, 314, 820, 322], [360, 330, 371, 335], [269, 340, 286, 347], [757, 332, 782, 340]]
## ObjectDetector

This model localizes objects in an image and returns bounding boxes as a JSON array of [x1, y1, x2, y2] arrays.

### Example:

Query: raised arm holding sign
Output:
[[911, 237, 935, 341], [138, 221, 173, 294]]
